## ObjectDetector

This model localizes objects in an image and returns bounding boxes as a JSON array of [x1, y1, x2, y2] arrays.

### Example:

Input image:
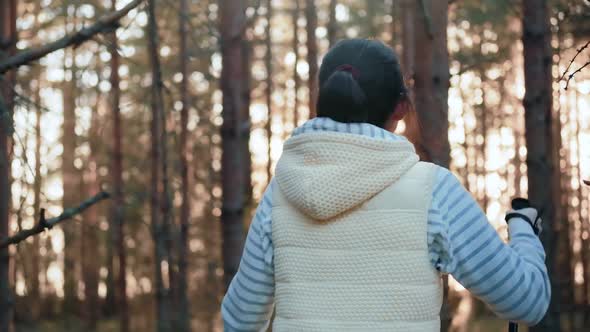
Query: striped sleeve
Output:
[[427, 167, 550, 325], [221, 180, 276, 331]]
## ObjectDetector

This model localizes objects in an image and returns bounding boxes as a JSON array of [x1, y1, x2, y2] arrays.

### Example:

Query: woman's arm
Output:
[[428, 167, 550, 325], [221, 181, 276, 331]]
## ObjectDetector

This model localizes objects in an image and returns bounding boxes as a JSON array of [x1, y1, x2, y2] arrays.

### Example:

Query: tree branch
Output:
[[564, 60, 590, 90], [559, 40, 589, 82], [0, 0, 143, 74], [0, 191, 110, 249]]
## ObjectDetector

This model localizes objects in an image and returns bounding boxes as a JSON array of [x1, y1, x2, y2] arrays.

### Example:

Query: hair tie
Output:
[[335, 64, 360, 80]]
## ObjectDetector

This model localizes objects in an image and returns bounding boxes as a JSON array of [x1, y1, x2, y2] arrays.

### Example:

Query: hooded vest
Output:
[[272, 131, 442, 331]]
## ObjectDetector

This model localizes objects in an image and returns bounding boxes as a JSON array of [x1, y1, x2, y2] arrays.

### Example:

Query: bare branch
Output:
[[559, 40, 590, 82], [0, 0, 143, 74], [0, 191, 110, 249], [564, 60, 590, 90]]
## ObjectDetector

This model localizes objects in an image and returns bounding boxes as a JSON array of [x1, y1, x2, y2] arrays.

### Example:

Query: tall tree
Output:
[[82, 111, 101, 331], [176, 0, 191, 329], [412, 1, 451, 331], [292, 0, 301, 128], [553, 21, 574, 325], [522, 0, 559, 330], [400, 0, 414, 83], [29, 2, 42, 320], [219, 0, 248, 289], [305, 0, 318, 119], [147, 0, 173, 330], [0, 1, 17, 330], [366, 0, 378, 38], [30, 71, 42, 321], [108, 0, 128, 329], [61, 12, 80, 315], [389, 0, 398, 49], [327, 0, 337, 48], [265, 0, 273, 183], [576, 91, 590, 324], [412, 0, 450, 167], [552, 63, 573, 329], [477, 68, 489, 212], [241, 7, 254, 212]]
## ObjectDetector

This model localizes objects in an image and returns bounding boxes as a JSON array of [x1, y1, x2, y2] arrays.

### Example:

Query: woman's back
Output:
[[272, 130, 440, 331], [220, 39, 550, 332]]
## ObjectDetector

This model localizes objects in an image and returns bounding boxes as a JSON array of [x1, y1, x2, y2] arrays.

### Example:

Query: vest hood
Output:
[[275, 131, 419, 221]]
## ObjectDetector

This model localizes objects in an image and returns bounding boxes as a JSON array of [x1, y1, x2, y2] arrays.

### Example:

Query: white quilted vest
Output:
[[272, 132, 442, 332]]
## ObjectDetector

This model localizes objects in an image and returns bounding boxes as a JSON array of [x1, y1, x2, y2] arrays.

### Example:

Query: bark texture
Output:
[[0, 1, 17, 330], [523, 0, 559, 330], [61, 42, 79, 316], [265, 0, 273, 183], [147, 0, 173, 330], [412, 1, 451, 331], [327, 0, 337, 48], [108, 1, 129, 329], [177, 0, 191, 329], [219, 0, 248, 289], [305, 0, 318, 119], [292, 0, 301, 128]]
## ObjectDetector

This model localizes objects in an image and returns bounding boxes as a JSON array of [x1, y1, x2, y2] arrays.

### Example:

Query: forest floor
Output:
[[15, 317, 118, 332], [14, 317, 519, 332]]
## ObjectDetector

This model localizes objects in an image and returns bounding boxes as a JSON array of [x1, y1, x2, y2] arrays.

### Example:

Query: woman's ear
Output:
[[391, 99, 410, 121]]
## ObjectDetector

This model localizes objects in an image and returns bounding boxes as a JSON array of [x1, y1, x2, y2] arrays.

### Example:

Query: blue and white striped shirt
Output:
[[221, 117, 550, 331]]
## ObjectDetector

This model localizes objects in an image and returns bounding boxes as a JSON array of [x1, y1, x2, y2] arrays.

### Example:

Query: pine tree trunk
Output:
[[0, 1, 17, 331], [241, 32, 253, 210], [366, 0, 378, 38], [292, 0, 301, 128], [412, 1, 450, 331], [389, 0, 398, 49], [28, 2, 42, 319], [219, 0, 248, 289], [265, 0, 273, 183], [575, 89, 590, 326], [82, 115, 101, 331], [30, 69, 42, 322], [60, 7, 80, 317], [177, 0, 191, 329], [523, 0, 559, 330], [478, 68, 488, 212], [108, 1, 129, 329], [400, 0, 415, 82], [147, 0, 173, 330], [514, 132, 522, 198], [104, 224, 116, 315], [412, 0, 450, 167], [552, 71, 573, 326], [327, 0, 337, 48], [305, 0, 318, 119], [61, 40, 79, 318]]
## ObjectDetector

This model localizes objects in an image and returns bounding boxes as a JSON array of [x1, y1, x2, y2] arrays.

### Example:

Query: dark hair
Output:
[[317, 39, 408, 128]]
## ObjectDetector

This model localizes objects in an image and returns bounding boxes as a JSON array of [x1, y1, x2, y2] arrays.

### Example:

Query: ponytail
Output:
[[316, 39, 407, 128], [317, 65, 368, 123]]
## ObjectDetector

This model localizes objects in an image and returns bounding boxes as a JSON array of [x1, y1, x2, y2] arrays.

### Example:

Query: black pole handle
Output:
[[509, 321, 518, 332], [511, 198, 531, 210], [508, 197, 534, 332]]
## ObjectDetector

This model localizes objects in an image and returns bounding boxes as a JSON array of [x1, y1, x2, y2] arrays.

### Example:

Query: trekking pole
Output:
[[506, 197, 535, 332]]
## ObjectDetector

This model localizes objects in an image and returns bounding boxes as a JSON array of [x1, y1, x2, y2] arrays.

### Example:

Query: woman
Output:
[[221, 39, 550, 331]]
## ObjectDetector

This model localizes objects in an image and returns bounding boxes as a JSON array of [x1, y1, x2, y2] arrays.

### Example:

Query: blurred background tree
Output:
[[0, 0, 589, 331]]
